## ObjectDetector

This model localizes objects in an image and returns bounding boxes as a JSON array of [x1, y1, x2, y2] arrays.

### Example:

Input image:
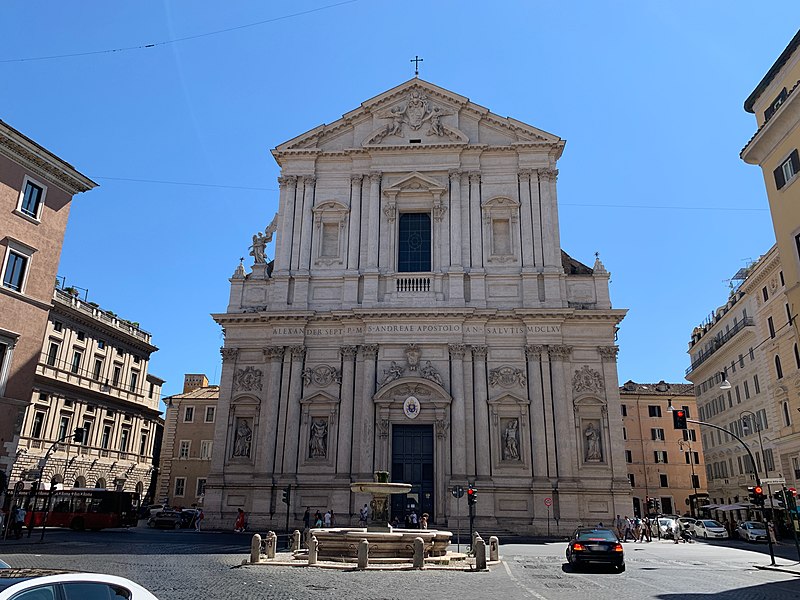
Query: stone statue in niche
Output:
[[233, 418, 252, 458], [584, 422, 602, 462], [502, 419, 520, 461], [420, 361, 443, 386], [309, 419, 328, 458]]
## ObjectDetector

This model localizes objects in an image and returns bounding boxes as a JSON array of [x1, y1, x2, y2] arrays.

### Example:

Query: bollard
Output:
[[292, 530, 301, 552], [268, 531, 278, 559], [305, 528, 312, 550], [412, 537, 425, 570], [472, 530, 480, 551], [474, 536, 487, 571], [357, 538, 369, 570], [250, 533, 262, 564], [489, 536, 499, 561], [308, 535, 318, 565]]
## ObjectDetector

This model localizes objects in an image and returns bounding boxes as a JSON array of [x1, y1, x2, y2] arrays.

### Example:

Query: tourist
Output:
[[672, 519, 681, 544], [314, 511, 323, 528], [359, 504, 369, 526], [195, 508, 204, 532], [14, 506, 25, 539], [410, 511, 418, 528], [420, 513, 429, 529], [303, 507, 311, 531], [324, 510, 332, 528], [614, 514, 624, 539], [234, 508, 246, 532]]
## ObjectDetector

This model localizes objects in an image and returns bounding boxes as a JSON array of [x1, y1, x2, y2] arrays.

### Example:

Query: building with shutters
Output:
[[204, 79, 630, 534], [0, 119, 96, 485]]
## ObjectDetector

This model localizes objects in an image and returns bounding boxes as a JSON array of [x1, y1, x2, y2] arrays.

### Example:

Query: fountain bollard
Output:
[[413, 537, 425, 569], [308, 535, 318, 565], [474, 536, 487, 571], [357, 538, 369, 569], [250, 534, 262, 564], [305, 528, 312, 549], [489, 536, 499, 561], [292, 530, 301, 552], [472, 530, 480, 550], [266, 531, 276, 559]]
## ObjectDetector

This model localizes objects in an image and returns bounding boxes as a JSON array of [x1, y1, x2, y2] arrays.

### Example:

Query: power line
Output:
[[0, 0, 360, 64], [561, 202, 767, 212], [93, 176, 275, 192]]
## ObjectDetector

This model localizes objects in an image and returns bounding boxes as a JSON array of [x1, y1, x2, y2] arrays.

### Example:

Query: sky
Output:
[[0, 1, 793, 406]]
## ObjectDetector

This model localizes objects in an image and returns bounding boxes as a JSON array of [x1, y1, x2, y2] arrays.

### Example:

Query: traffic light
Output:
[[773, 491, 786, 508], [672, 408, 687, 430], [281, 486, 291, 505], [787, 487, 798, 511], [467, 485, 477, 506], [653, 498, 661, 513], [73, 427, 85, 444], [748, 486, 765, 506], [645, 497, 654, 512]]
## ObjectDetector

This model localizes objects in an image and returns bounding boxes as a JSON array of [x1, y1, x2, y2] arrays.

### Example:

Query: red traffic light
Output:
[[789, 487, 797, 496], [754, 486, 763, 495], [467, 488, 474, 495], [676, 410, 685, 417]]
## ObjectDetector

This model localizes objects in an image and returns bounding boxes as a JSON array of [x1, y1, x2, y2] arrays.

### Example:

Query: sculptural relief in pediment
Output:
[[363, 91, 468, 145]]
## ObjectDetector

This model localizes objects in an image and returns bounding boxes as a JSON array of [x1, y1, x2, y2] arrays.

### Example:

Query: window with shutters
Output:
[[774, 149, 799, 190], [654, 450, 668, 464]]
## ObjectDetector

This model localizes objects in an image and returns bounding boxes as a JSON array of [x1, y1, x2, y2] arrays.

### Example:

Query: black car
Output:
[[565, 527, 625, 572]]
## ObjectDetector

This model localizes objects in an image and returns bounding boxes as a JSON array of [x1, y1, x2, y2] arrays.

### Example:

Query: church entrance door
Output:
[[391, 424, 434, 524]]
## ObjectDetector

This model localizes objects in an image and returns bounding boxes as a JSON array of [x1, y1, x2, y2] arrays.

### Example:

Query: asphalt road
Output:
[[1, 525, 798, 599]]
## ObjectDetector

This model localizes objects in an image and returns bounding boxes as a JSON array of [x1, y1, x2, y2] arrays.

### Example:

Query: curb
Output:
[[754, 564, 800, 576]]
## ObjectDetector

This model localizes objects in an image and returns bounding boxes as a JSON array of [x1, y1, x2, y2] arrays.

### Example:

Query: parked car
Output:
[[651, 517, 678, 539], [565, 527, 625, 572], [147, 504, 167, 517], [693, 519, 729, 539], [0, 570, 159, 599], [736, 521, 768, 542], [147, 510, 183, 529]]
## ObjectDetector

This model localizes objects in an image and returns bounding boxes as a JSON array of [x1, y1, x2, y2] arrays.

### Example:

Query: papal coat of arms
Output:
[[403, 396, 421, 419]]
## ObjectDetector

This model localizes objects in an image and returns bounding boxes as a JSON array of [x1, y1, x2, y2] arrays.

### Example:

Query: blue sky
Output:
[[1, 1, 792, 404]]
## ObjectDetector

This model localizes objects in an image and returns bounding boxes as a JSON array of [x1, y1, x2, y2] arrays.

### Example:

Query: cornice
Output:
[[50, 302, 158, 353], [0, 125, 97, 195]]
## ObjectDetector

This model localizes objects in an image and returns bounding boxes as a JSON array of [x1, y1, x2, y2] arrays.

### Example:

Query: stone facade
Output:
[[0, 120, 96, 481], [204, 79, 630, 533], [10, 287, 164, 496]]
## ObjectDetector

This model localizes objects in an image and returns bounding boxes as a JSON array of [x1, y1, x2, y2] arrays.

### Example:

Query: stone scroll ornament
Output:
[[232, 418, 252, 458], [302, 365, 342, 387], [233, 366, 262, 392], [488, 366, 527, 388], [572, 365, 604, 394], [309, 419, 328, 458]]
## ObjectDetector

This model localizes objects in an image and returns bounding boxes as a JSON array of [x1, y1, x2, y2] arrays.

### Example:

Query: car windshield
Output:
[[658, 519, 673, 526], [702, 520, 722, 527], [576, 529, 617, 541], [746, 522, 765, 529]]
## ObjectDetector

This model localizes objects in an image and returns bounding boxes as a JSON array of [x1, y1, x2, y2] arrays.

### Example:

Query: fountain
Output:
[[309, 471, 453, 560]]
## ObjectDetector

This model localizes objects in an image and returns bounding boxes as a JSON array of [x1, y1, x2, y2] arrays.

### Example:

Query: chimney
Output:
[[183, 374, 209, 394]]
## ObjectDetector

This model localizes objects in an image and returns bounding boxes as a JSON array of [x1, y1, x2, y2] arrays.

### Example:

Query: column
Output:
[[598, 346, 629, 483], [539, 168, 560, 269], [281, 346, 306, 475], [468, 172, 482, 268], [472, 346, 491, 479], [298, 175, 316, 271], [525, 345, 548, 479], [207, 348, 238, 490], [274, 176, 297, 305], [539, 347, 557, 478], [449, 170, 463, 266], [449, 344, 467, 479], [463, 346, 476, 477], [347, 175, 363, 270], [287, 177, 304, 270], [366, 172, 381, 269], [460, 172, 471, 269], [353, 344, 378, 479], [548, 345, 575, 479], [336, 346, 358, 475], [273, 350, 293, 474], [379, 193, 394, 273], [518, 170, 535, 267], [259, 347, 284, 476]]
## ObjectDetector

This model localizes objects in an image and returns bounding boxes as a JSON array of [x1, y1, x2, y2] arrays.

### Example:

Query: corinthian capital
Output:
[[369, 171, 382, 184], [468, 172, 481, 184], [277, 175, 297, 188], [471, 345, 488, 358], [302, 175, 316, 186], [518, 169, 534, 181], [525, 344, 544, 359], [290, 346, 306, 358], [449, 169, 463, 181], [361, 344, 379, 358], [448, 344, 467, 358], [548, 345, 572, 361], [262, 346, 285, 360], [538, 168, 559, 182], [351, 174, 364, 185], [340, 345, 359, 358], [220, 347, 238, 362], [598, 346, 619, 361]]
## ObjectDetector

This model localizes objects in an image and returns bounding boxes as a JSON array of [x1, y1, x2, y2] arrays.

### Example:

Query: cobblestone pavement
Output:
[[1, 527, 798, 599]]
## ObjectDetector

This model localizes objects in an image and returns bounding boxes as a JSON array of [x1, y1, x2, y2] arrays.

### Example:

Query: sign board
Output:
[[544, 497, 552, 507], [761, 477, 786, 486], [451, 486, 465, 499]]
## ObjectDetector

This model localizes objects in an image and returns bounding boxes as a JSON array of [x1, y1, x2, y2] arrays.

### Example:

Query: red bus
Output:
[[22, 489, 139, 531]]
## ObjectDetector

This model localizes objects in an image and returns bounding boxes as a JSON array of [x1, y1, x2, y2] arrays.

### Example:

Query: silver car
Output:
[[693, 519, 729, 539], [736, 521, 767, 542]]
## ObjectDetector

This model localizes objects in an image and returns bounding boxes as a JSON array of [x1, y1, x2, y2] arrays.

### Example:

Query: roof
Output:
[[165, 385, 219, 401], [744, 29, 800, 113], [619, 380, 694, 396], [561, 250, 593, 275]]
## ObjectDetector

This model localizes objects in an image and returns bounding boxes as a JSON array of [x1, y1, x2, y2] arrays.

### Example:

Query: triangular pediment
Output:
[[383, 172, 446, 195], [273, 78, 563, 157]]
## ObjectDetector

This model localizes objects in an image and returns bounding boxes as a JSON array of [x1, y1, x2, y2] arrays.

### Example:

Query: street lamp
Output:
[[719, 372, 732, 390]]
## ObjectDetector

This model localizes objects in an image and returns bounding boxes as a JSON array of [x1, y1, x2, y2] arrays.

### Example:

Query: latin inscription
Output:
[[271, 323, 561, 337]]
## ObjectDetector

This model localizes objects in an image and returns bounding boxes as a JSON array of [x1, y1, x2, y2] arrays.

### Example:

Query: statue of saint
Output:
[[233, 418, 252, 457], [503, 419, 520, 460], [309, 419, 328, 458], [584, 422, 602, 461], [250, 232, 267, 264]]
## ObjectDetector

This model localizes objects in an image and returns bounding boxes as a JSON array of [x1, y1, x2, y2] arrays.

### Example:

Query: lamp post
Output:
[[678, 439, 699, 518]]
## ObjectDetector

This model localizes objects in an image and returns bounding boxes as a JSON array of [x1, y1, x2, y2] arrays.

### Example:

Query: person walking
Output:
[[303, 507, 311, 530], [420, 513, 429, 529], [323, 510, 332, 528], [614, 514, 624, 539], [194, 509, 204, 532], [672, 519, 681, 544], [359, 504, 369, 527], [329, 510, 336, 528], [410, 511, 418, 528], [639, 516, 652, 542], [14, 506, 26, 540], [234, 508, 246, 532]]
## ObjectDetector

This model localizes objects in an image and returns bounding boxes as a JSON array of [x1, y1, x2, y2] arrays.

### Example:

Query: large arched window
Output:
[[397, 213, 431, 272], [775, 355, 784, 379], [95, 477, 106, 489]]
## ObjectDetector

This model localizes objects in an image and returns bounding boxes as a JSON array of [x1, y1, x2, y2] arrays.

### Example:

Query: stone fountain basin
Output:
[[349, 482, 412, 495], [310, 527, 453, 558]]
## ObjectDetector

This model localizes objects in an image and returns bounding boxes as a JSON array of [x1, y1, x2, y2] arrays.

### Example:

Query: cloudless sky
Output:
[[1, 1, 793, 405]]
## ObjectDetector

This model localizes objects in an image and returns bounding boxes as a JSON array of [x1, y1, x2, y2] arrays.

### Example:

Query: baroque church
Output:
[[204, 79, 630, 533]]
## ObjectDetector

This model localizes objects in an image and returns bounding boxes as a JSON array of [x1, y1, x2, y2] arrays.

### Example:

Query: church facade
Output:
[[204, 79, 630, 533]]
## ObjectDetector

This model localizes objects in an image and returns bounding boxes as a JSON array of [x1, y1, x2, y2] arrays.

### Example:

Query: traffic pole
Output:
[[781, 486, 800, 562]]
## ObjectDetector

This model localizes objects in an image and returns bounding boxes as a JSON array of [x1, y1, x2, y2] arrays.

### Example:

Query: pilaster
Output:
[[336, 345, 358, 475], [472, 345, 491, 479], [354, 344, 378, 479], [281, 346, 306, 476], [449, 344, 467, 479], [258, 347, 285, 476], [525, 345, 548, 479]]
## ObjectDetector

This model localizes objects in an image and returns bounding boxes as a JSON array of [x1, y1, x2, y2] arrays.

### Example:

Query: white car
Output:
[[736, 521, 768, 542], [693, 519, 729, 539], [0, 570, 159, 599]]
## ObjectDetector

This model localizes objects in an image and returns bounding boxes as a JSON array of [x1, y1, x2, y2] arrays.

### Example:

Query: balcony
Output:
[[686, 318, 754, 375], [396, 275, 431, 293]]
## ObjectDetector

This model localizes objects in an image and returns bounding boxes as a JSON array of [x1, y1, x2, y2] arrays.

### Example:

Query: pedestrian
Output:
[[195, 509, 204, 531], [640, 516, 651, 542], [234, 508, 246, 532], [410, 511, 418, 528], [314, 511, 323, 528], [614, 514, 624, 539], [420, 513, 429, 529], [303, 507, 311, 530], [330, 509, 336, 527], [671, 519, 681, 544], [623, 516, 634, 542], [633, 517, 642, 542], [323, 510, 331, 528], [359, 504, 369, 527], [768, 521, 779, 544], [14, 506, 25, 540]]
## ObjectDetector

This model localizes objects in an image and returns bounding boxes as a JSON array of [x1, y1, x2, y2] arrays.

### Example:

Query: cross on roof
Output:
[[410, 55, 423, 77]]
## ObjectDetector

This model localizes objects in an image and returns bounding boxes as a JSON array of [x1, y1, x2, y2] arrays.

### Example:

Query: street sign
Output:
[[544, 497, 552, 507], [762, 477, 786, 485], [451, 486, 465, 499]]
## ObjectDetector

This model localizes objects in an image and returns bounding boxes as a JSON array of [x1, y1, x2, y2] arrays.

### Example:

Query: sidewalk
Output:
[[755, 561, 800, 576]]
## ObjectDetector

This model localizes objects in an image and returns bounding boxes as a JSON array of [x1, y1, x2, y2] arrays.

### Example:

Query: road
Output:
[[1, 525, 798, 599]]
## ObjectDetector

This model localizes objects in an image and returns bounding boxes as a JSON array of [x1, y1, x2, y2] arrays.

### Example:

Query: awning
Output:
[[715, 503, 751, 511]]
